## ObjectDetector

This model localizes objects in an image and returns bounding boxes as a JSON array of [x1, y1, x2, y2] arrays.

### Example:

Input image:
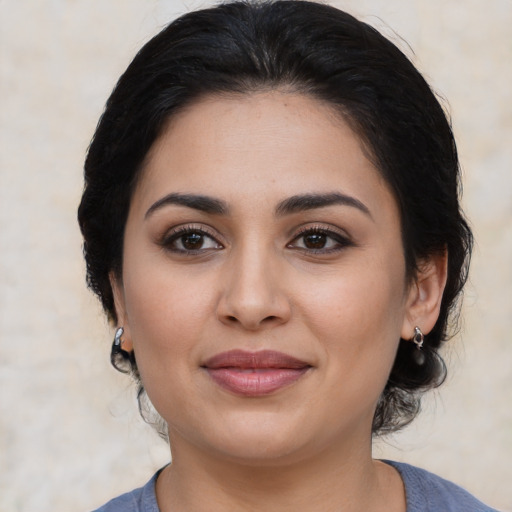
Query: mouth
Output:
[[201, 350, 312, 397]]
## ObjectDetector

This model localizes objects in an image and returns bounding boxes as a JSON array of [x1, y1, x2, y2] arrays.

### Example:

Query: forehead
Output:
[[134, 91, 394, 217]]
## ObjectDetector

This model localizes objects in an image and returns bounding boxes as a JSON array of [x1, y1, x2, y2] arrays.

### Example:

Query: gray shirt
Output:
[[92, 461, 499, 511]]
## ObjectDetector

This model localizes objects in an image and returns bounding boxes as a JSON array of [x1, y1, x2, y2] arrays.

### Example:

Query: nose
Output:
[[216, 245, 292, 331]]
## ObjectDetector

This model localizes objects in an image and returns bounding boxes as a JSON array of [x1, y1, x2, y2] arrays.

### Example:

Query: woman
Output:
[[78, 1, 496, 510]]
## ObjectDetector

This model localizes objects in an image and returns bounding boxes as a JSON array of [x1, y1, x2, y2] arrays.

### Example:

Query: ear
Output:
[[110, 272, 133, 352], [401, 250, 448, 339]]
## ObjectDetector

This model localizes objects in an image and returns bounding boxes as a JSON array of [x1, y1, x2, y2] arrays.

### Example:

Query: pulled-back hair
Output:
[[78, 0, 473, 435]]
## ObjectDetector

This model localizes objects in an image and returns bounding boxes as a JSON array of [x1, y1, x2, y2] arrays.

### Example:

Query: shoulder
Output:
[[385, 461, 499, 512], [90, 472, 159, 512]]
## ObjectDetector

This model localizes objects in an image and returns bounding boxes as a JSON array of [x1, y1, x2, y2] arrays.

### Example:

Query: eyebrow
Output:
[[145, 193, 229, 218], [275, 193, 372, 218], [145, 191, 371, 220]]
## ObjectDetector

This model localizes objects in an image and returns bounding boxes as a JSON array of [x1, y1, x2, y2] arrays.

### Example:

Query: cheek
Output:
[[303, 264, 406, 336], [298, 257, 407, 379], [122, 272, 217, 424], [121, 256, 218, 377]]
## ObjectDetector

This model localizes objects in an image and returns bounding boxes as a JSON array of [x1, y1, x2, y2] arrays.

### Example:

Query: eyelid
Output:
[[287, 223, 354, 252], [291, 223, 351, 240], [158, 223, 224, 251]]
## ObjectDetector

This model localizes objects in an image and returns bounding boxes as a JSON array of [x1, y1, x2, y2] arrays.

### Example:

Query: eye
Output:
[[161, 225, 223, 254], [288, 227, 352, 253]]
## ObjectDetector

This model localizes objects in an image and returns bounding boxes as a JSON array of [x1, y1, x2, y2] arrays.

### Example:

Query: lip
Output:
[[202, 350, 312, 397]]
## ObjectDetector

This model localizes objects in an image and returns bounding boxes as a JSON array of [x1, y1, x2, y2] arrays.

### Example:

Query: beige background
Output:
[[1, 1, 510, 511]]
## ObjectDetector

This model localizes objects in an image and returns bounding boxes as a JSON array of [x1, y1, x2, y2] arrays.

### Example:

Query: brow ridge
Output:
[[145, 191, 371, 219], [145, 193, 229, 218], [275, 192, 371, 218]]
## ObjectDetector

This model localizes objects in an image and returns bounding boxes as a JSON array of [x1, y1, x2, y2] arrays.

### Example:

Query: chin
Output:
[[173, 409, 317, 466]]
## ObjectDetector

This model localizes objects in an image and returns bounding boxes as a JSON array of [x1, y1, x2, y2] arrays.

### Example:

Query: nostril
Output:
[[224, 314, 278, 325]]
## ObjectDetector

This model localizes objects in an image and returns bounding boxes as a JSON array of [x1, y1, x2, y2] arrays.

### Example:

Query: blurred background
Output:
[[0, 1, 510, 510]]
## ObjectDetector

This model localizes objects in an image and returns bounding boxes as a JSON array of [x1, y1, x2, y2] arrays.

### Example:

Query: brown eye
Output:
[[181, 232, 205, 250], [288, 227, 353, 253], [303, 233, 328, 249], [162, 227, 223, 253]]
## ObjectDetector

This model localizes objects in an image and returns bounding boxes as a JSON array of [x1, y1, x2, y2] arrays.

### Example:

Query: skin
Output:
[[112, 92, 447, 511]]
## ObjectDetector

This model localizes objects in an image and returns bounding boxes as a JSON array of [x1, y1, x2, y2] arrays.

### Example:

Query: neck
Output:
[[155, 433, 405, 512]]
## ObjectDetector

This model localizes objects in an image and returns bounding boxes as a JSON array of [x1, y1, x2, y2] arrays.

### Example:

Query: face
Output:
[[113, 92, 420, 465]]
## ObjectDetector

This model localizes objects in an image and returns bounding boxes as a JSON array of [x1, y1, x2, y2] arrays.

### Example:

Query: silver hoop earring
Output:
[[412, 326, 424, 349]]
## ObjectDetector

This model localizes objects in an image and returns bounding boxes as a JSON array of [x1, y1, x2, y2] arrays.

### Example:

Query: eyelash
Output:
[[287, 225, 353, 254], [159, 224, 223, 255], [159, 224, 353, 256]]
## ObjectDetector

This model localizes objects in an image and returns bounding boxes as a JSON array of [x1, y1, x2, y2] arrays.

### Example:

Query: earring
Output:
[[411, 326, 425, 365], [412, 326, 424, 349], [411, 327, 425, 365], [112, 327, 124, 353], [111, 326, 134, 372]]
